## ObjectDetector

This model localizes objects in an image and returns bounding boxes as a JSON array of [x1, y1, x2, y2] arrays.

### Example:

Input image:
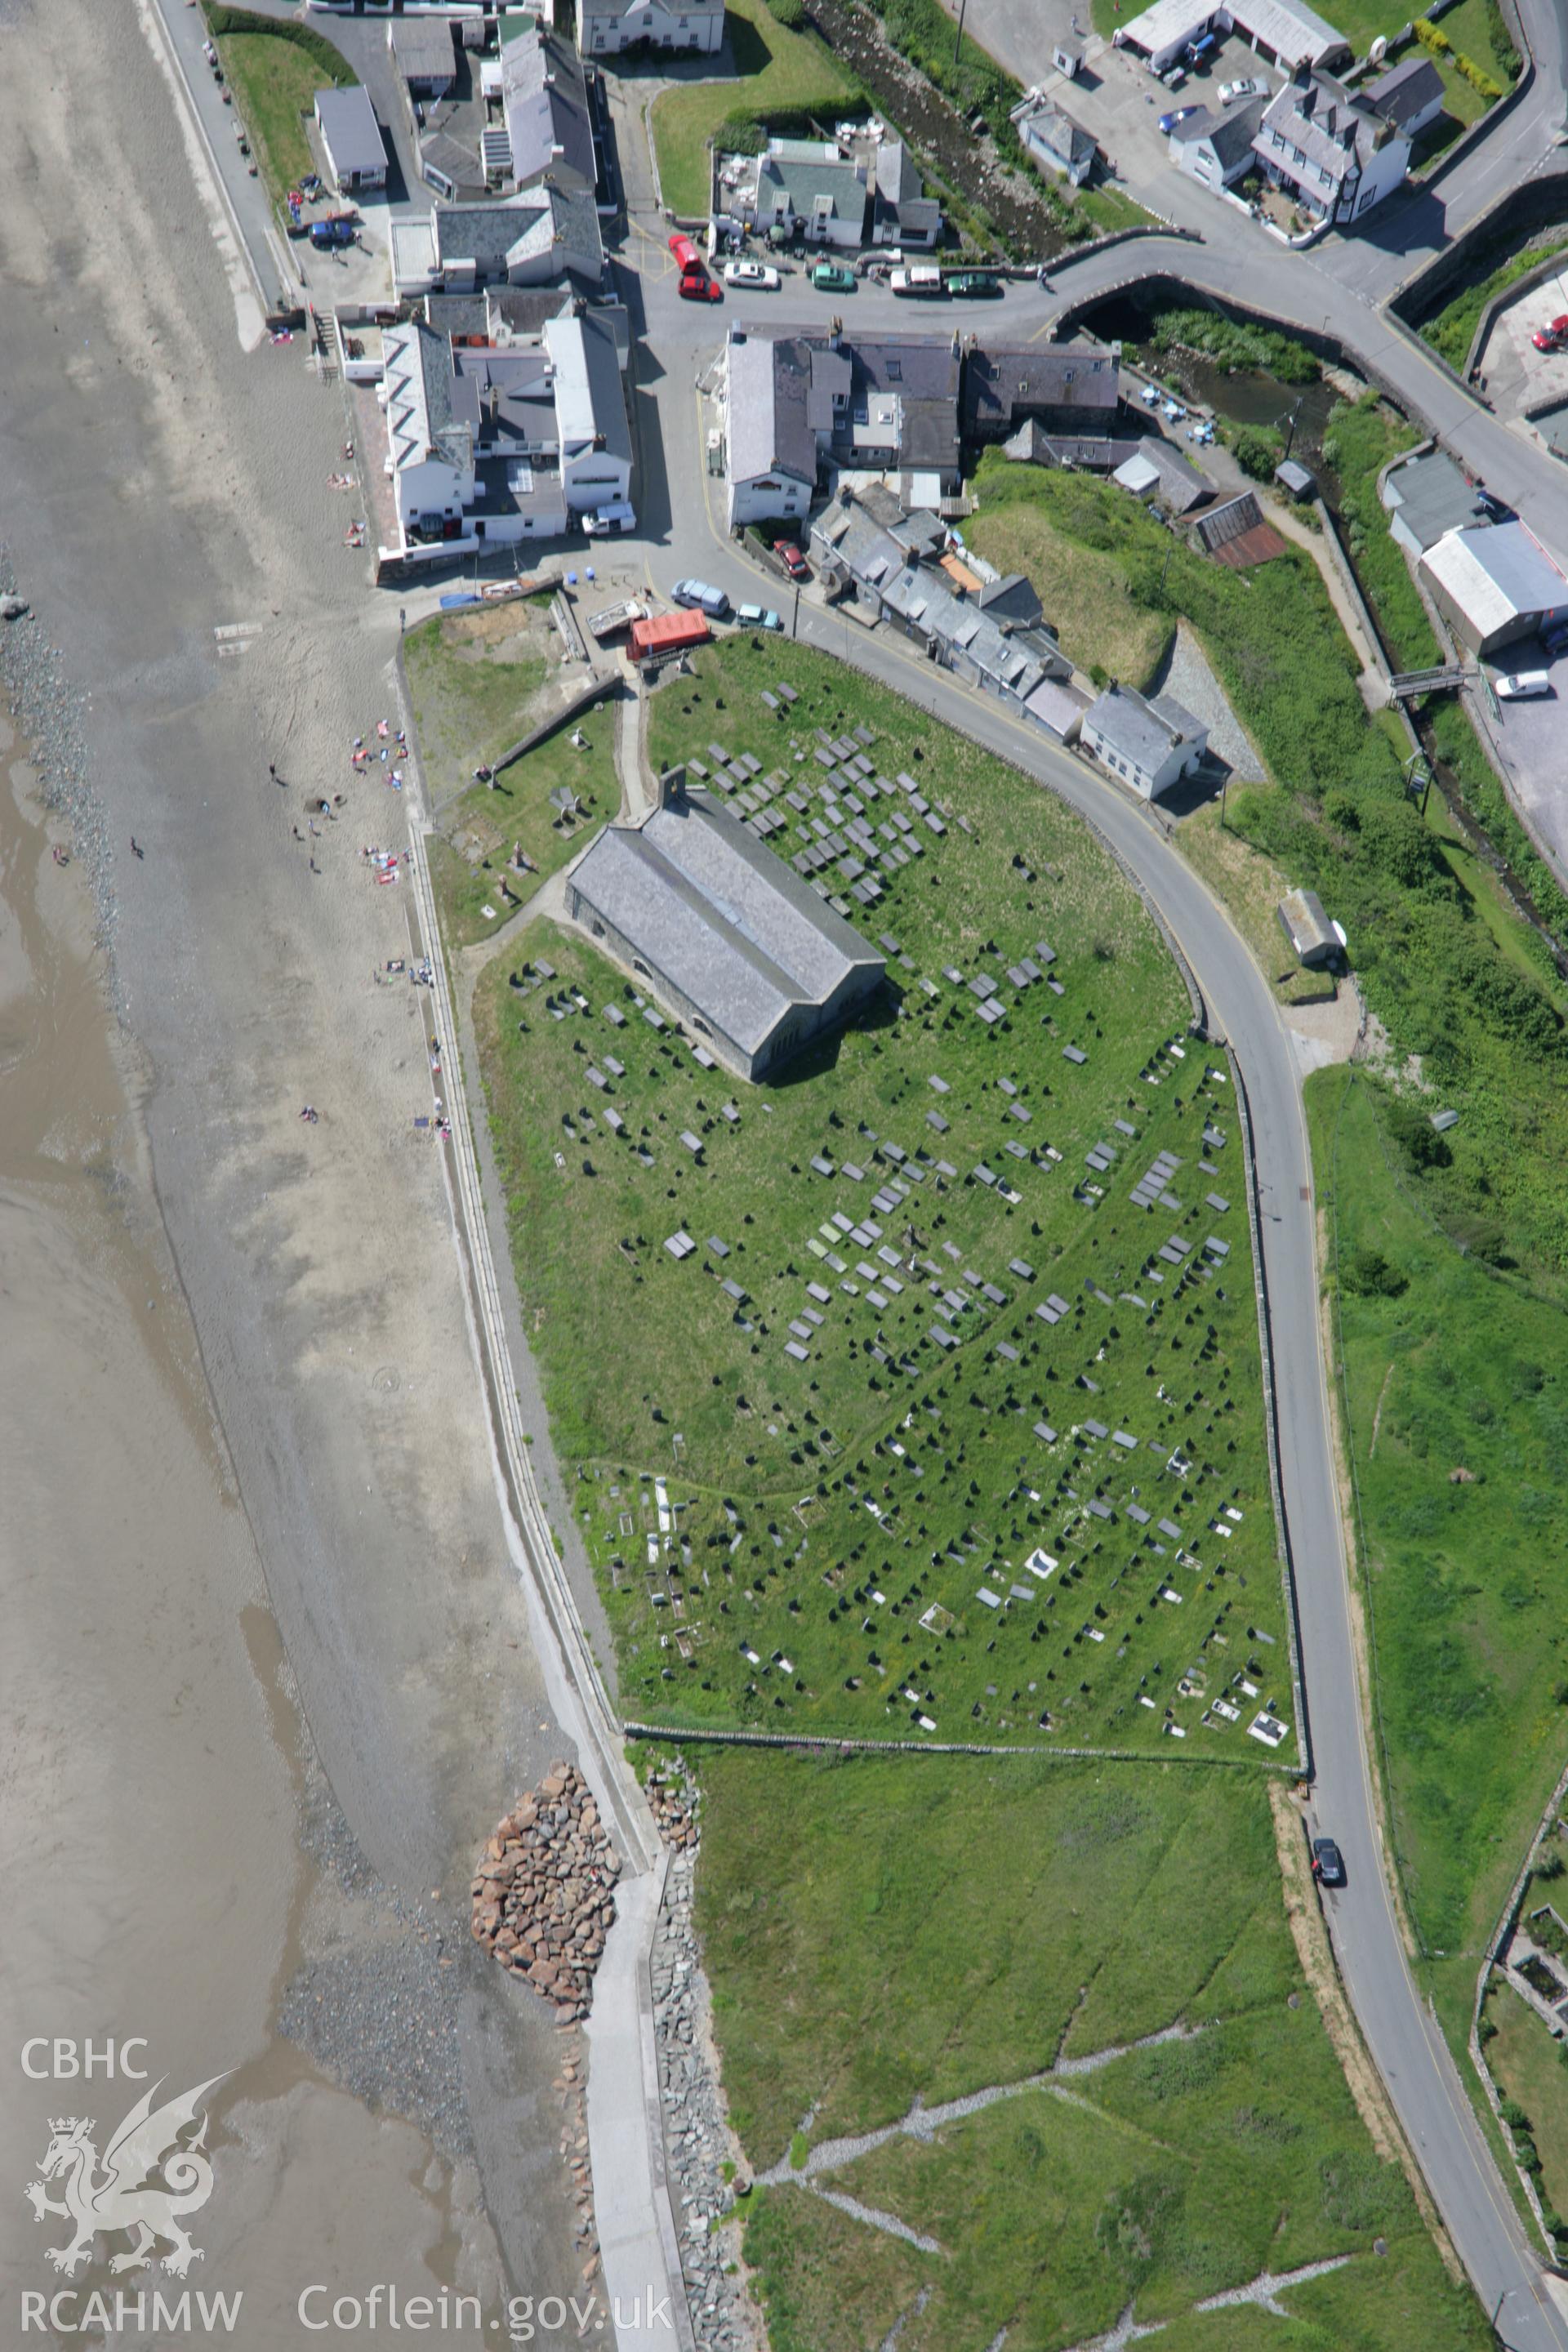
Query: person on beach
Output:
[[269, 760, 277, 782], [130, 837, 144, 858]]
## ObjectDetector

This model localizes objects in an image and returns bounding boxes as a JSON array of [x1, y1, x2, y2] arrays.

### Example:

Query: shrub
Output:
[[1454, 51, 1504, 99], [767, 0, 806, 27], [1343, 1245, 1408, 1298], [1413, 16, 1451, 52], [1500, 2098, 1530, 2132], [1385, 1095, 1452, 1172], [1228, 425, 1284, 482]]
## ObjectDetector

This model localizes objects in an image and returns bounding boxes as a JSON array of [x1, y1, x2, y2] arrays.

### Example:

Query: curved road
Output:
[[626, 245, 1568, 2338]]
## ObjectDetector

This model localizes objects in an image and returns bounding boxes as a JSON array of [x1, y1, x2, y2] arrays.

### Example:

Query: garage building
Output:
[[1420, 521, 1568, 657], [1116, 0, 1348, 74]]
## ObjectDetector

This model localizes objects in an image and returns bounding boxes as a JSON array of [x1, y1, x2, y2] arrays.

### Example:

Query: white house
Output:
[[576, 0, 724, 58], [750, 141, 870, 248], [545, 313, 633, 512], [1251, 65, 1410, 225], [314, 86, 388, 194], [1013, 95, 1096, 187], [1080, 682, 1208, 800], [390, 190, 603, 301], [724, 331, 817, 531], [1168, 96, 1265, 189], [380, 319, 476, 548]]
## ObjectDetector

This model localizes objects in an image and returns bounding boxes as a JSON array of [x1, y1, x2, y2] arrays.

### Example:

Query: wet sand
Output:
[[0, 719, 498, 2334], [0, 0, 595, 2332]]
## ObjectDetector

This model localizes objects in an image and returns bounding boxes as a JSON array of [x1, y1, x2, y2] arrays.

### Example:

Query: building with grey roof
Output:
[[964, 342, 1120, 444], [1367, 55, 1446, 138], [1015, 95, 1096, 186], [1168, 96, 1266, 189], [387, 17, 456, 97], [546, 310, 631, 510], [1420, 520, 1568, 656], [502, 25, 598, 194], [724, 332, 818, 529], [1276, 887, 1340, 965], [391, 189, 603, 300], [869, 140, 942, 245], [564, 771, 886, 1081], [1252, 65, 1410, 225], [314, 86, 388, 193], [1113, 435, 1213, 514], [1382, 449, 1487, 557], [1080, 681, 1208, 800], [1117, 0, 1346, 74], [756, 146, 871, 248]]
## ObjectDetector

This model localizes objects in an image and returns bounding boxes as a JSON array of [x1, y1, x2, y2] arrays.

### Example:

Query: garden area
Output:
[[691, 1747, 1490, 2352], [474, 635, 1292, 1752], [405, 604, 618, 949], [650, 0, 853, 218], [199, 2, 356, 213]]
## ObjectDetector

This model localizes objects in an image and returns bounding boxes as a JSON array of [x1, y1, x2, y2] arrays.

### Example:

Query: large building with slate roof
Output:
[[564, 770, 886, 1080]]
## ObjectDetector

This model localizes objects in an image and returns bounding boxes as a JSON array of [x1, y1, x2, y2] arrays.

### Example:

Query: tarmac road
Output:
[[630, 283, 1568, 2342]]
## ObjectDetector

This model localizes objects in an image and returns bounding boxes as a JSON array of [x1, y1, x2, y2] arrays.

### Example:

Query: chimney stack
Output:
[[657, 764, 688, 811]]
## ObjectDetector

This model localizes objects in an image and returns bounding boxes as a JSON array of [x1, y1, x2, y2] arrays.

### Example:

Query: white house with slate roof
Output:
[[1080, 681, 1208, 800], [1251, 65, 1410, 225], [724, 332, 817, 529], [576, 0, 724, 57], [1168, 95, 1266, 189], [564, 768, 885, 1080]]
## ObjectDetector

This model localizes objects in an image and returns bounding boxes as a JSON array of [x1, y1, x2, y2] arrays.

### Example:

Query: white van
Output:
[[1494, 670, 1552, 700], [890, 265, 945, 298], [584, 501, 636, 537]]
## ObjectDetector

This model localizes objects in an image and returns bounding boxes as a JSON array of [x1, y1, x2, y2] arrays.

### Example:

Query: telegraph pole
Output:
[[953, 0, 968, 68]]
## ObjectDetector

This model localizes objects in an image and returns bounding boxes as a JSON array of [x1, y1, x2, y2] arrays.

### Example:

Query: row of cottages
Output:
[[576, 0, 724, 58], [808, 483, 1074, 709], [721, 326, 1120, 525], [712, 135, 942, 252], [722, 327, 966, 523], [376, 309, 630, 555], [565, 766, 886, 1083]]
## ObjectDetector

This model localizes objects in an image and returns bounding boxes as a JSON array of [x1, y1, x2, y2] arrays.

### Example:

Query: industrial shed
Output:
[[564, 771, 885, 1080]]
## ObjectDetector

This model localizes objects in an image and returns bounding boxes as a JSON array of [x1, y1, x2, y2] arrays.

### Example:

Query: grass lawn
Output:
[[1076, 182, 1157, 236], [428, 723, 619, 950], [403, 604, 557, 811], [694, 1748, 1489, 2352], [1306, 1067, 1568, 1960], [474, 635, 1291, 1752], [1486, 1976, 1568, 2230], [1178, 796, 1339, 1009], [207, 22, 355, 212], [1321, 396, 1439, 674], [650, 0, 853, 218], [965, 479, 1174, 692]]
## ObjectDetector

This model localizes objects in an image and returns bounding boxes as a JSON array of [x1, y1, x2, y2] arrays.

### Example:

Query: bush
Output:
[[1454, 51, 1504, 99], [1386, 1095, 1452, 1172], [1500, 2098, 1530, 2132], [767, 0, 807, 28], [1148, 305, 1318, 385], [1413, 16, 1451, 51], [1343, 1245, 1408, 1298], [1228, 425, 1284, 482]]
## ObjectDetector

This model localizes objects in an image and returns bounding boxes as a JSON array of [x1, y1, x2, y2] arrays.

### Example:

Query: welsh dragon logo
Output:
[[24, 2076, 225, 2278]]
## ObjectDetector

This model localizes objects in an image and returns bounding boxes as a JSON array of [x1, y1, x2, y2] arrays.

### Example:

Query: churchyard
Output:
[[474, 638, 1290, 1752]]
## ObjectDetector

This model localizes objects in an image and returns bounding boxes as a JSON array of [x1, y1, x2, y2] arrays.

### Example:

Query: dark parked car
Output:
[[1311, 1838, 1346, 1887]]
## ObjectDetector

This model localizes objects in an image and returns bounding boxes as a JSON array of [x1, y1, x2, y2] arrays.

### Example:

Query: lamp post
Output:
[[953, 0, 968, 69]]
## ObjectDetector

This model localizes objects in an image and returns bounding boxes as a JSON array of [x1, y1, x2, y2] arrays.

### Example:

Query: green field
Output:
[[1307, 1068, 1568, 1958], [694, 1748, 1488, 2352], [404, 608, 553, 808], [650, 0, 853, 217], [202, 7, 357, 212], [474, 635, 1292, 1750], [966, 484, 1174, 692], [427, 721, 618, 949]]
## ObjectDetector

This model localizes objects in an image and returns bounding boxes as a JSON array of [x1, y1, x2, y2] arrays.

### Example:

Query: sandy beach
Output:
[[0, 0, 594, 2332]]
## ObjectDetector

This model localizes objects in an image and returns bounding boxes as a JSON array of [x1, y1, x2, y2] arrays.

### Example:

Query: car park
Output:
[[673, 579, 731, 618], [724, 260, 782, 290], [1158, 104, 1202, 132], [1311, 1838, 1346, 1888], [811, 263, 858, 293], [1219, 74, 1267, 102], [1532, 314, 1568, 353], [947, 271, 1004, 298], [1494, 670, 1553, 699], [737, 603, 783, 631], [773, 541, 809, 580]]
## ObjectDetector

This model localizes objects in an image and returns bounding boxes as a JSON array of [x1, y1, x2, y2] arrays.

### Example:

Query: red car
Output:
[[679, 271, 723, 303], [773, 540, 809, 581], [1533, 314, 1568, 353]]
